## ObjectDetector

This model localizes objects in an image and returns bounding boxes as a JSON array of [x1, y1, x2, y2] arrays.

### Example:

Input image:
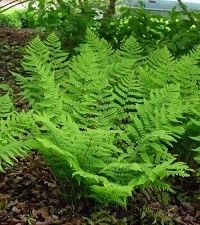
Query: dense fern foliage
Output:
[[2, 30, 200, 205]]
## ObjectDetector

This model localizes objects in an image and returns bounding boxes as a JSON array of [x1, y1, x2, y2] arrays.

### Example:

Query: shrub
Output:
[[0, 10, 23, 28], [23, 1, 200, 56]]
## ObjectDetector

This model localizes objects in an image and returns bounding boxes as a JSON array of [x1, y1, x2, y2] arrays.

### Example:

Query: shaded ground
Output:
[[0, 152, 83, 225], [0, 152, 199, 225], [0, 26, 200, 225]]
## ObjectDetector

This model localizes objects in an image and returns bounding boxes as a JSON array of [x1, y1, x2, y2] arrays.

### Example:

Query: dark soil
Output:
[[0, 26, 200, 225], [0, 152, 83, 225]]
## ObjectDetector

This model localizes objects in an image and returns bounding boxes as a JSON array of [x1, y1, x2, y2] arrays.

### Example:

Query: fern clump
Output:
[[34, 115, 189, 205], [3, 30, 200, 205]]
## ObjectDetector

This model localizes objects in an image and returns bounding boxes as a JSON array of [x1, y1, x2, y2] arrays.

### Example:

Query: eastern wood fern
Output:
[[2, 31, 200, 205]]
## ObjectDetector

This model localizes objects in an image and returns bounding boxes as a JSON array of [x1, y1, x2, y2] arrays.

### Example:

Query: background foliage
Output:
[[1, 0, 200, 55]]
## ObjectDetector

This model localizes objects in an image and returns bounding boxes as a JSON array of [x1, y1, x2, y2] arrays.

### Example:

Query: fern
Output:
[[139, 45, 200, 104], [16, 57, 64, 119], [12, 36, 68, 122], [73, 88, 119, 129], [115, 35, 143, 63], [66, 49, 108, 100], [107, 36, 143, 85], [0, 84, 14, 119], [32, 114, 189, 205], [3, 32, 193, 206], [45, 33, 69, 82]]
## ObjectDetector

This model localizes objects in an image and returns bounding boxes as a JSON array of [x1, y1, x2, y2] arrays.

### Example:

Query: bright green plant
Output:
[[0, 85, 14, 119], [9, 31, 199, 206], [190, 111, 200, 167], [3, 30, 200, 205]]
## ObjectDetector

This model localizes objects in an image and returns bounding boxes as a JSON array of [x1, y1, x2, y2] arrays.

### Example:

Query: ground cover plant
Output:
[[1, 30, 200, 211]]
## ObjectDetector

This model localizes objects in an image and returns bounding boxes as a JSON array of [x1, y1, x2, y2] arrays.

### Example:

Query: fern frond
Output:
[[106, 36, 143, 85], [80, 29, 113, 66], [139, 46, 175, 92], [115, 35, 143, 63], [90, 182, 133, 206], [73, 87, 119, 129], [126, 84, 185, 163], [45, 33, 69, 76], [190, 111, 200, 165], [66, 49, 109, 102], [114, 73, 145, 126], [0, 111, 36, 171], [14, 53, 66, 121], [22, 36, 50, 73], [0, 93, 13, 118]]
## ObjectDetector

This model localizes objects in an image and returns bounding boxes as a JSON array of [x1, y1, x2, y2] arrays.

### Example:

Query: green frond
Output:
[[126, 84, 185, 163], [0, 111, 36, 171], [45, 33, 69, 76], [80, 29, 113, 66], [190, 111, 200, 165], [90, 182, 133, 206], [0, 93, 13, 118], [73, 87, 119, 129], [139, 46, 175, 92], [147, 160, 190, 181], [14, 52, 66, 121], [114, 73, 145, 125], [22, 36, 50, 73], [106, 37, 142, 85], [115, 35, 143, 63], [66, 49, 109, 101], [170, 53, 200, 102]]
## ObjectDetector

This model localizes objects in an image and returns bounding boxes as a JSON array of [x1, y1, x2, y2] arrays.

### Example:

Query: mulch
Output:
[[0, 26, 200, 225], [0, 152, 83, 225], [0, 27, 40, 46]]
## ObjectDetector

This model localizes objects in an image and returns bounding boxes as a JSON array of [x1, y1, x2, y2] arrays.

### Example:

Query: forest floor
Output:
[[0, 26, 200, 225]]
